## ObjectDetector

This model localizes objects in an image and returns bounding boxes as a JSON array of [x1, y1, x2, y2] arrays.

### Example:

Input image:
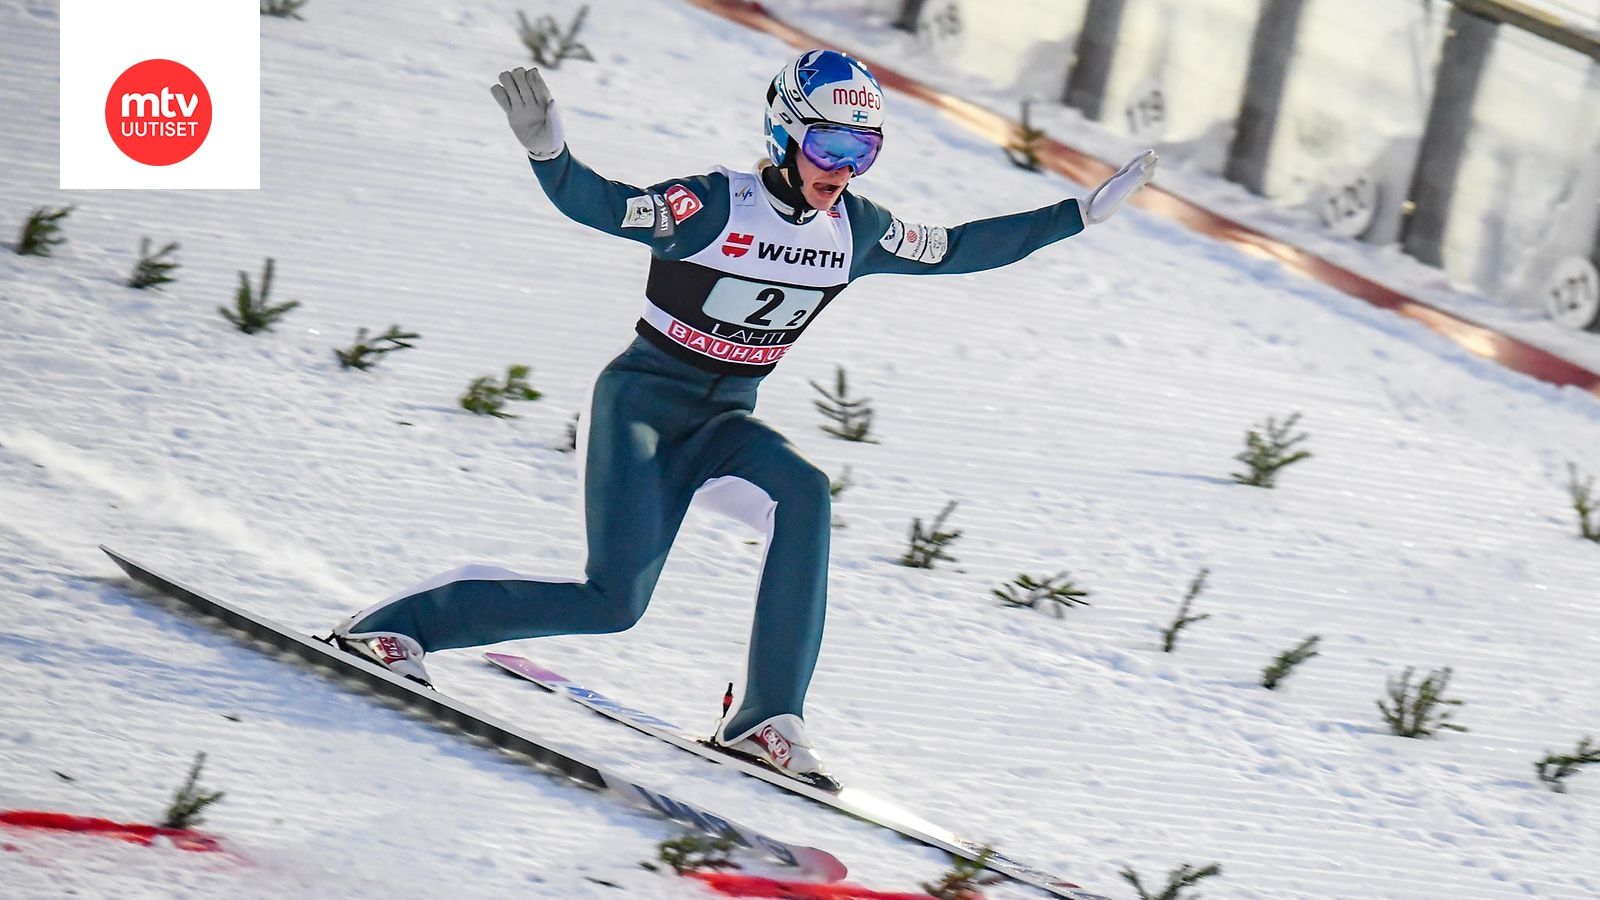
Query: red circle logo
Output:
[[105, 59, 212, 166]]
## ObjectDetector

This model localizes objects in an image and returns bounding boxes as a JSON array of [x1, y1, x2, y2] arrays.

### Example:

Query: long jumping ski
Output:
[[484, 652, 1108, 900], [98, 546, 845, 881]]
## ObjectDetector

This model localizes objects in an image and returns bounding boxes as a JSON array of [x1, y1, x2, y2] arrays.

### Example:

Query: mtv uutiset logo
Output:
[[105, 60, 213, 166], [61, 1, 257, 189]]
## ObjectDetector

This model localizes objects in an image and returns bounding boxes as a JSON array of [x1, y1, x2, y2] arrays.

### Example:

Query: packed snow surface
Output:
[[2, 1, 1598, 898]]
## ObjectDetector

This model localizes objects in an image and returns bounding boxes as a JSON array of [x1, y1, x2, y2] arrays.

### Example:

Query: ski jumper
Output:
[[347, 149, 1086, 739]]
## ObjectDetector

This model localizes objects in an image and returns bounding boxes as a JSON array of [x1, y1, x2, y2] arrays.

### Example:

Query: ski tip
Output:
[[795, 847, 849, 883], [483, 652, 568, 686], [99, 545, 138, 576]]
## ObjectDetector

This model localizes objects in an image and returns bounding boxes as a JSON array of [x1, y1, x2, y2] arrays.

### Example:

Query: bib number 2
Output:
[[745, 288, 785, 325], [704, 279, 823, 331]]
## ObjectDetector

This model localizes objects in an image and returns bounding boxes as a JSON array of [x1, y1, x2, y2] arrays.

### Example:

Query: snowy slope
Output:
[[3, 0, 1600, 898]]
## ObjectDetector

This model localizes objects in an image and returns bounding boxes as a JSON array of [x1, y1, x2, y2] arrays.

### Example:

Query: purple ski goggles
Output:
[[799, 124, 883, 175]]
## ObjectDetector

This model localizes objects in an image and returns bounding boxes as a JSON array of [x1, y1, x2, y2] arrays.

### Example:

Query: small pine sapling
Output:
[[161, 752, 225, 830], [1120, 862, 1223, 900], [220, 257, 300, 334], [128, 238, 180, 289], [335, 325, 420, 371], [810, 365, 877, 442], [517, 6, 594, 69], [993, 572, 1090, 617], [16, 205, 74, 256], [1535, 736, 1600, 793], [829, 465, 853, 499], [921, 846, 1003, 899], [1378, 666, 1467, 738], [1160, 567, 1211, 653], [1261, 635, 1321, 689], [260, 0, 308, 18], [460, 364, 543, 418], [1231, 412, 1312, 488], [1004, 98, 1045, 171], [641, 830, 740, 875], [1566, 463, 1600, 542], [828, 466, 853, 529], [899, 500, 960, 569]]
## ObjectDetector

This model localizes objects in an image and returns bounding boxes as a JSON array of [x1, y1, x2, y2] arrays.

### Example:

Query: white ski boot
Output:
[[713, 689, 838, 791], [328, 621, 433, 688]]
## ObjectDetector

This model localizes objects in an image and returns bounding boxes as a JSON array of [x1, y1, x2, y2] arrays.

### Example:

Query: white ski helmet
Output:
[[765, 49, 886, 175]]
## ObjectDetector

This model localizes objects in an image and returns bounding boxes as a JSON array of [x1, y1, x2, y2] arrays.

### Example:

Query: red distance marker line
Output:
[[689, 870, 937, 899], [689, 0, 1600, 397], [0, 810, 226, 853]]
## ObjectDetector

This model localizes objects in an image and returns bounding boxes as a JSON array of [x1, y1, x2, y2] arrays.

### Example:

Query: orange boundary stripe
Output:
[[689, 0, 1600, 397]]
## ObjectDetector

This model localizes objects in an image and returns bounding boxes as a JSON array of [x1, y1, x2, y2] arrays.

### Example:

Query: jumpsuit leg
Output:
[[345, 364, 698, 650], [693, 412, 833, 739]]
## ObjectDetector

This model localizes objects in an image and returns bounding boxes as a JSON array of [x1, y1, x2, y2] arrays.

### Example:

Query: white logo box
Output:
[[60, 0, 259, 189]]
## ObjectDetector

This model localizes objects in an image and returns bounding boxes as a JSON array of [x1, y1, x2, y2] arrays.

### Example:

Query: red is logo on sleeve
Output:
[[664, 185, 702, 223]]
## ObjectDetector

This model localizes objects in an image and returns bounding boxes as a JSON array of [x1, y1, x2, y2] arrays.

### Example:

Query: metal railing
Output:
[[871, 0, 1600, 328]]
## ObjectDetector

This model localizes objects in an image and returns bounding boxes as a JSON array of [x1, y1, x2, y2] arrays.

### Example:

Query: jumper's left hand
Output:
[[491, 66, 566, 161], [1081, 149, 1157, 224]]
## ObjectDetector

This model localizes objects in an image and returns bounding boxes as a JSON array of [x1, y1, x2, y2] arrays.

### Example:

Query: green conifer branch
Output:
[[260, 0, 308, 19], [899, 500, 961, 568], [1232, 412, 1312, 488], [517, 5, 594, 68], [642, 830, 740, 875], [810, 365, 877, 442], [993, 572, 1091, 617], [1161, 567, 1211, 652], [1120, 862, 1224, 900], [460, 364, 543, 418], [1535, 736, 1600, 793], [161, 751, 225, 830], [1262, 635, 1321, 689], [1567, 463, 1600, 541], [335, 324, 420, 371], [128, 237, 180, 290], [17, 205, 74, 256], [922, 846, 1003, 899], [1377, 666, 1468, 738], [220, 257, 300, 334]]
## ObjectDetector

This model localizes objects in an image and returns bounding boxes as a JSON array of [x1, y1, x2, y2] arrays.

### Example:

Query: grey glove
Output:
[[490, 66, 566, 161], [1081, 149, 1157, 224]]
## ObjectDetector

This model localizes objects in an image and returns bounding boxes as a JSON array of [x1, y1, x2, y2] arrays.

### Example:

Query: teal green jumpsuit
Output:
[[348, 149, 1086, 738]]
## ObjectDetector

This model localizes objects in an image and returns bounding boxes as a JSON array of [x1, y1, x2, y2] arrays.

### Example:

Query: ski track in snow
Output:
[[3, 0, 1600, 897]]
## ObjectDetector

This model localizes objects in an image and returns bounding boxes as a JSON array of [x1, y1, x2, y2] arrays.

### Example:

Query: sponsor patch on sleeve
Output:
[[664, 184, 703, 223], [650, 193, 675, 239], [622, 195, 655, 229], [880, 218, 948, 264]]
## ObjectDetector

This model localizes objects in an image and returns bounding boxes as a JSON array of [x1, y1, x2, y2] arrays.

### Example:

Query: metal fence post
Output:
[[1401, 6, 1497, 267], [893, 0, 928, 33], [1593, 206, 1600, 269], [1061, 0, 1128, 122], [1223, 0, 1307, 195]]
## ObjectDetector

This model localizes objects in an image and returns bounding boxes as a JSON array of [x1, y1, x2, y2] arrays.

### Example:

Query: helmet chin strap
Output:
[[782, 145, 813, 211], [759, 140, 814, 217]]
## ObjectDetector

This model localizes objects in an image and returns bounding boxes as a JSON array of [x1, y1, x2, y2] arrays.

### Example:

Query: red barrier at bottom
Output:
[[689, 870, 945, 899], [0, 810, 225, 853]]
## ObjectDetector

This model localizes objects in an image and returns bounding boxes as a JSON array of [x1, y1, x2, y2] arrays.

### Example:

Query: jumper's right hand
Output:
[[491, 67, 566, 161]]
